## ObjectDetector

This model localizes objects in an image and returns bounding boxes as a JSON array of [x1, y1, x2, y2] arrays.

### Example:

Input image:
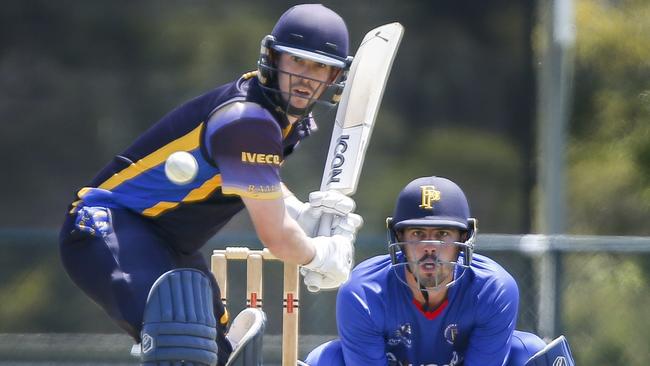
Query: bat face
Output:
[[337, 25, 403, 130], [321, 23, 404, 195], [309, 23, 404, 293]]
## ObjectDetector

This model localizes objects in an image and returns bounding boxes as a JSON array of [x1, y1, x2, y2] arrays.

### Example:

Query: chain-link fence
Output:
[[1, 231, 649, 365], [479, 234, 650, 366]]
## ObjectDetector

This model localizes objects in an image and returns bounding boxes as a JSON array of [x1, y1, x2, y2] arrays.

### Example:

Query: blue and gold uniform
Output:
[[69, 73, 314, 251], [58, 74, 315, 363]]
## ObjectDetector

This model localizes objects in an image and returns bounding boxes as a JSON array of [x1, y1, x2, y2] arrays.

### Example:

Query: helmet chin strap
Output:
[[282, 94, 313, 120], [282, 71, 328, 120], [258, 83, 312, 125], [257, 52, 344, 123], [420, 287, 431, 312], [258, 77, 320, 123]]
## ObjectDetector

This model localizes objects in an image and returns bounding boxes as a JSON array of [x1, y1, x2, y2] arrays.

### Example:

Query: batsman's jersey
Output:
[[69, 74, 315, 250], [337, 254, 518, 366]]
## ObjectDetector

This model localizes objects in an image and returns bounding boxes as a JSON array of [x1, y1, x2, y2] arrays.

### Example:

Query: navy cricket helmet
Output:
[[389, 176, 471, 232], [257, 4, 352, 116], [386, 176, 477, 290]]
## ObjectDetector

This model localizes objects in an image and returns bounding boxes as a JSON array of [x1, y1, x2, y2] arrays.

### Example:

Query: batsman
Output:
[[58, 4, 362, 366]]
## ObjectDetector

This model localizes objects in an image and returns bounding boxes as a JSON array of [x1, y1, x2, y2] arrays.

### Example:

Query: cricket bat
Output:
[[304, 22, 405, 292]]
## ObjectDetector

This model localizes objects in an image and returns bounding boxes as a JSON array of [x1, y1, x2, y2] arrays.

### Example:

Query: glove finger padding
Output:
[[331, 213, 364, 241], [308, 191, 356, 216], [287, 191, 360, 238], [302, 235, 354, 289], [300, 267, 342, 290]]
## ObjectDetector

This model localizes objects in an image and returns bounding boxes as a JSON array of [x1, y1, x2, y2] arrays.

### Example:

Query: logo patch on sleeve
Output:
[[241, 152, 282, 165]]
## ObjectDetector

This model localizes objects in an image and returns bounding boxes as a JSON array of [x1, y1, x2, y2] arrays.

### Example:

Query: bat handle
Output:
[[304, 271, 324, 293], [305, 213, 334, 292]]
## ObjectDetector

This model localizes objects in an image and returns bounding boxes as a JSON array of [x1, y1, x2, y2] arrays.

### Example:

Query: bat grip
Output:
[[305, 213, 334, 292]]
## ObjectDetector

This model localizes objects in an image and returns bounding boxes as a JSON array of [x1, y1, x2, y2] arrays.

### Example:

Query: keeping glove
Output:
[[301, 235, 354, 290]]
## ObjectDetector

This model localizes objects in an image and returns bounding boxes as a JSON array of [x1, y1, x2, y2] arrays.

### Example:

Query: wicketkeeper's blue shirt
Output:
[[337, 253, 519, 366]]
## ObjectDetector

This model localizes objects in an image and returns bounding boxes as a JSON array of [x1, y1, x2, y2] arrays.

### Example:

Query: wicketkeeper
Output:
[[305, 176, 575, 366]]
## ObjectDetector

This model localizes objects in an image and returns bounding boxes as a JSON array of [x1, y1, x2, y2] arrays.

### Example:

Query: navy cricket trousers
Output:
[[58, 207, 231, 363]]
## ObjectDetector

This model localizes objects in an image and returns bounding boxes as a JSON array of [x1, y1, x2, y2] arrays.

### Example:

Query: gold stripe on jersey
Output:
[[142, 201, 180, 217], [183, 174, 223, 202], [142, 174, 224, 217], [98, 124, 204, 191]]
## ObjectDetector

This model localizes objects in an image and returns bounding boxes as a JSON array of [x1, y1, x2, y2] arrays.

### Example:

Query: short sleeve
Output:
[[208, 118, 283, 199]]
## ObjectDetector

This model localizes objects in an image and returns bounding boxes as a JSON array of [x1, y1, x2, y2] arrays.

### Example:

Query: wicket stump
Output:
[[212, 247, 300, 366]]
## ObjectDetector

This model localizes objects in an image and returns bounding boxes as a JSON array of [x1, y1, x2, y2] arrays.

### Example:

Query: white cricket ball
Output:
[[164, 151, 198, 185]]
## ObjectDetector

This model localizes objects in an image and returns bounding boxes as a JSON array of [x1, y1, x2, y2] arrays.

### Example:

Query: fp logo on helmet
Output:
[[419, 185, 441, 209]]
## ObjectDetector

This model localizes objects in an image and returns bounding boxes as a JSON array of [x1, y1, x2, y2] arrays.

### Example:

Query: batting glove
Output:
[[301, 235, 354, 289], [285, 190, 362, 237]]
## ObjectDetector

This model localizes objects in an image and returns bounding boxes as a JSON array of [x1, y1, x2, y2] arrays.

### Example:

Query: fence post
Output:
[[535, 0, 574, 339], [537, 246, 562, 339]]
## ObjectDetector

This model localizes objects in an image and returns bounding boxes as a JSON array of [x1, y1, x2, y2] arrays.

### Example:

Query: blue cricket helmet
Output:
[[390, 176, 471, 232], [257, 4, 352, 116], [387, 176, 478, 291], [271, 4, 350, 68]]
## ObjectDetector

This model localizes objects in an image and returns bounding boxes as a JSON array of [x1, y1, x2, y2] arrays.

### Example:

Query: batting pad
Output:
[[525, 335, 575, 366], [140, 269, 218, 366]]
